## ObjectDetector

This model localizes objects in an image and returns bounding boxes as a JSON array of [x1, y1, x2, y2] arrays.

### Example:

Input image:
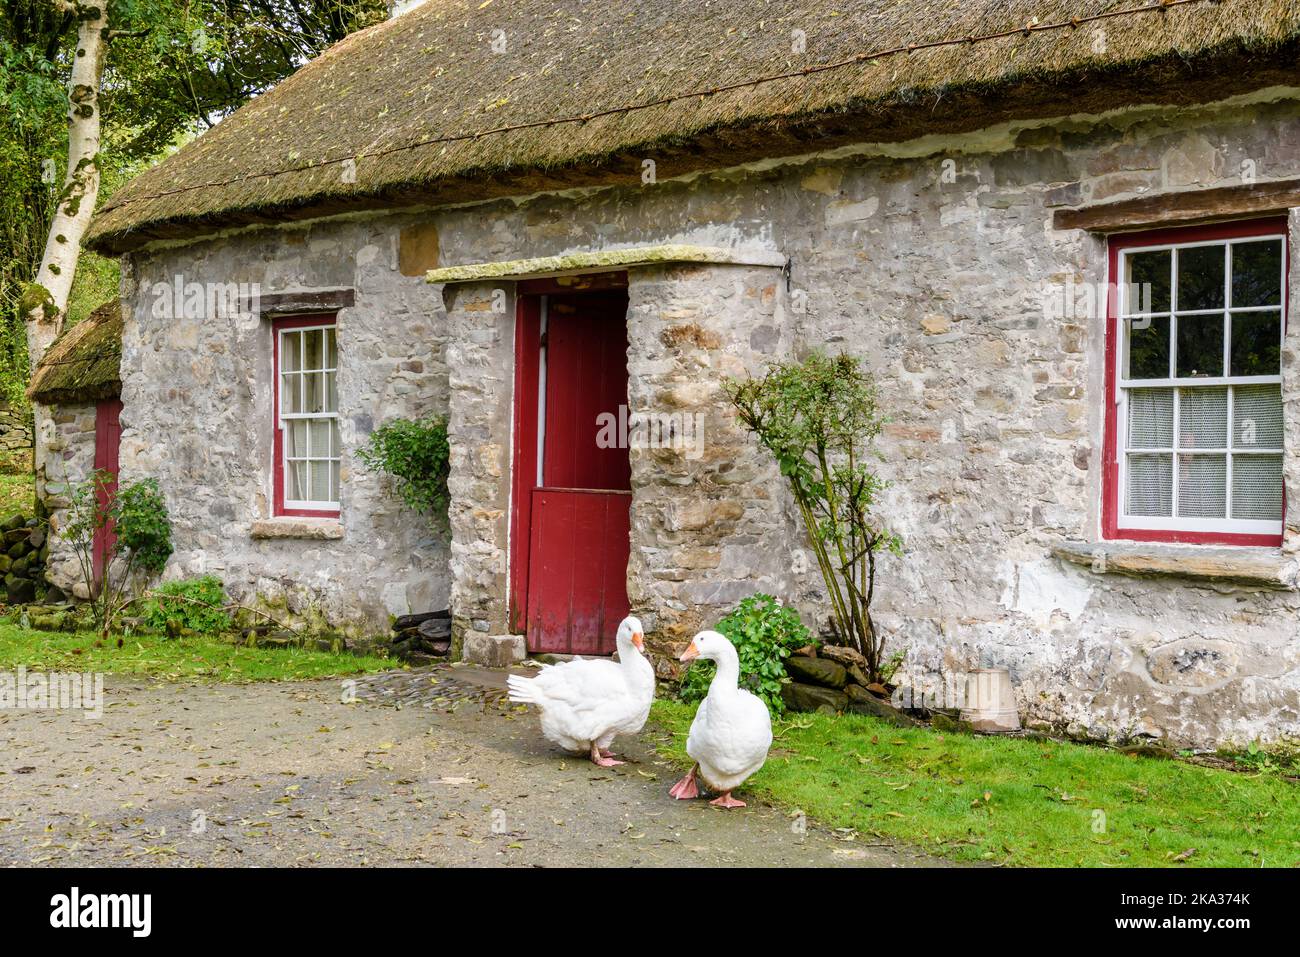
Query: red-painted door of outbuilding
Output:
[[92, 397, 123, 589], [511, 284, 631, 655]]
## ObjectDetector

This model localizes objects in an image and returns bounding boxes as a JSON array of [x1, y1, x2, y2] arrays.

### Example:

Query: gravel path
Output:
[[0, 667, 947, 867]]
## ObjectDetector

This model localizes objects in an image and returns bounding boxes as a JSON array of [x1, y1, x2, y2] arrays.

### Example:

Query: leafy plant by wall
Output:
[[678, 593, 813, 715], [141, 575, 230, 635], [725, 352, 900, 683], [61, 472, 172, 638], [356, 415, 450, 527]]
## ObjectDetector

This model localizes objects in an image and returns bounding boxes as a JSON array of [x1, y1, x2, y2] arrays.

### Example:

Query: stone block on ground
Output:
[[782, 680, 848, 713], [463, 633, 526, 668], [845, 683, 922, 727], [784, 655, 847, 689], [818, 643, 869, 672]]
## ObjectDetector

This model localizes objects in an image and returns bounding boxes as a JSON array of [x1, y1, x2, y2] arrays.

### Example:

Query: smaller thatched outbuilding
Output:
[[28, 299, 124, 598], [27, 299, 123, 406]]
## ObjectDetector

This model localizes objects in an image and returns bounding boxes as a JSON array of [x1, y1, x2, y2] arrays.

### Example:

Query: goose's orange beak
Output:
[[679, 640, 699, 663], [631, 632, 645, 652]]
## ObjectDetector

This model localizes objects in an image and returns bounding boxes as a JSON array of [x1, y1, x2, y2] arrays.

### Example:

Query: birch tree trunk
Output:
[[22, 0, 108, 365], [23, 1, 108, 525]]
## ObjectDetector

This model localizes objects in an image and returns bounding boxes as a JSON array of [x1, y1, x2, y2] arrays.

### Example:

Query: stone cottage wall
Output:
[[39, 400, 97, 596], [117, 213, 451, 635], [419, 88, 1300, 745], [115, 85, 1300, 744], [624, 262, 800, 667]]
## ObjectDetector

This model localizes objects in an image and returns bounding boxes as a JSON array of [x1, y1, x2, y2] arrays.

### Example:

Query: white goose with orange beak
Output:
[[670, 630, 773, 808], [506, 616, 654, 767]]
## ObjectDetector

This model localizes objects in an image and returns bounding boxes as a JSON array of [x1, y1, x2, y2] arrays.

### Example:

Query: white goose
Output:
[[670, 630, 773, 808], [506, 616, 655, 767]]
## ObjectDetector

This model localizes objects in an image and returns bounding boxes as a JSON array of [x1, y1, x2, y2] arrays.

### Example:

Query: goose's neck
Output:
[[617, 640, 652, 682], [709, 644, 741, 692]]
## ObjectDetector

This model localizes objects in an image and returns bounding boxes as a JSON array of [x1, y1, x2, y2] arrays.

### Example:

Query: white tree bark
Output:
[[25, 1, 108, 524], [23, 0, 109, 366]]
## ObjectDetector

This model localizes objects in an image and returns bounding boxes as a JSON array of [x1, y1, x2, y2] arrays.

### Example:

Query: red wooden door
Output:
[[515, 289, 631, 655], [92, 398, 123, 588]]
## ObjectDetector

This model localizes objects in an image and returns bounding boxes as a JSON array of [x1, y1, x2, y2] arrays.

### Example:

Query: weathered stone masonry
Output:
[[104, 88, 1300, 745], [112, 214, 452, 634]]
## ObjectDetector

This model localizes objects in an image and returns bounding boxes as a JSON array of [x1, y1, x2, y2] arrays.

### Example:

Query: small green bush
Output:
[[113, 479, 173, 573], [356, 415, 450, 525], [141, 576, 230, 636], [678, 593, 814, 714]]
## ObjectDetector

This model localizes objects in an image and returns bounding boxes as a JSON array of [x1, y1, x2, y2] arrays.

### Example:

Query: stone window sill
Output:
[[250, 518, 344, 541], [1052, 540, 1297, 589]]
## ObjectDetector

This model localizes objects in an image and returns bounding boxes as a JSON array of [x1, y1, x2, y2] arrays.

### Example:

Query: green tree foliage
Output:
[[726, 352, 901, 682], [678, 594, 814, 715], [0, 0, 387, 402]]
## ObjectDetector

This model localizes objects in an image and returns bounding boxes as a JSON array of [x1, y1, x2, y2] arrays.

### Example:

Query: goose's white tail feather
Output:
[[506, 674, 542, 705]]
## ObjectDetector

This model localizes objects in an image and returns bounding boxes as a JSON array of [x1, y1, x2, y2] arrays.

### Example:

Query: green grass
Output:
[[651, 699, 1300, 868], [0, 472, 34, 517], [0, 623, 398, 683]]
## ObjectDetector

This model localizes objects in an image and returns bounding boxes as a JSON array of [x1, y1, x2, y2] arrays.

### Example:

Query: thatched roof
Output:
[[28, 300, 123, 405], [85, 0, 1300, 254]]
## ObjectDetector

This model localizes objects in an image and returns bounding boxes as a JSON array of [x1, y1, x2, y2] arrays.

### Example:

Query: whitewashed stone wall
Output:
[[442, 281, 521, 665], [624, 262, 800, 667], [41, 400, 97, 596], [116, 88, 1300, 744], [117, 214, 451, 635]]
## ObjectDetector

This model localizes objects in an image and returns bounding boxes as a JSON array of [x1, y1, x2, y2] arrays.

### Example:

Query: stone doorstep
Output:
[[462, 633, 526, 668], [1052, 540, 1298, 589]]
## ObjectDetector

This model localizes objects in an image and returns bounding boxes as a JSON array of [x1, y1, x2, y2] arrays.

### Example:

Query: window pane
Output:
[[1232, 384, 1283, 449], [1230, 310, 1281, 377], [1176, 453, 1227, 518], [287, 461, 307, 500], [330, 419, 341, 459], [281, 331, 301, 373], [1127, 388, 1173, 448], [304, 329, 324, 371], [309, 419, 331, 458], [281, 372, 301, 414], [330, 461, 340, 503], [310, 460, 332, 502], [326, 328, 338, 369], [1125, 453, 1172, 517], [1175, 314, 1223, 378], [1231, 454, 1283, 520], [1178, 387, 1227, 450], [1126, 250, 1170, 313], [286, 419, 307, 457], [1231, 240, 1282, 308], [305, 372, 327, 413], [1124, 315, 1169, 379], [325, 371, 338, 413], [1176, 244, 1225, 310]]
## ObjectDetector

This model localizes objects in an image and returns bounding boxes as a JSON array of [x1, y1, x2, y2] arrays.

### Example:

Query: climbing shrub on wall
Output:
[[725, 352, 901, 683], [356, 415, 450, 527]]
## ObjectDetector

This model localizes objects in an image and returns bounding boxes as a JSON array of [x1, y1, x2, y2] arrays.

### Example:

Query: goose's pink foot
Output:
[[590, 744, 624, 767], [599, 749, 619, 759], [709, 792, 747, 808], [669, 765, 699, 799]]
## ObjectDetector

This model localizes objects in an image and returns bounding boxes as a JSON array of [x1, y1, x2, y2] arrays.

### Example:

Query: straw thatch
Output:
[[85, 0, 1300, 253], [27, 300, 123, 405]]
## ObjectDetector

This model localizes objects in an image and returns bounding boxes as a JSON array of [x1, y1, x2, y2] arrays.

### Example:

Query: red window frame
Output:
[[1102, 217, 1289, 547], [272, 313, 340, 518]]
